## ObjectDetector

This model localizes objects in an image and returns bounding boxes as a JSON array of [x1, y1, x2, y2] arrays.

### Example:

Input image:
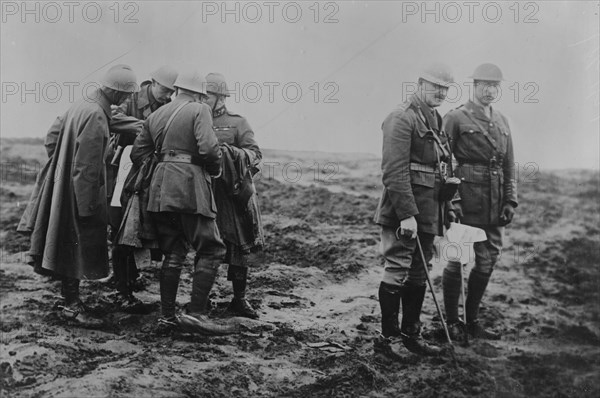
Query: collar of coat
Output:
[[96, 88, 112, 118], [410, 94, 440, 137], [465, 100, 493, 121], [175, 91, 198, 103], [213, 105, 227, 118]]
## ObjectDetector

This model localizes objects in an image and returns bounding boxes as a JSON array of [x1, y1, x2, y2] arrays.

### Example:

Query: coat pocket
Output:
[[459, 124, 481, 134], [456, 166, 488, 217], [410, 169, 437, 226], [410, 169, 435, 188]]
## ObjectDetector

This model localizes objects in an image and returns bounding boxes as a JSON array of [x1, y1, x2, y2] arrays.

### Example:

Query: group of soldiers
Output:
[[18, 65, 264, 333], [375, 62, 517, 355], [18, 61, 516, 356]]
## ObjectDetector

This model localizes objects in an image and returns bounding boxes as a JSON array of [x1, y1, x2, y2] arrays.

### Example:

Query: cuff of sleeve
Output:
[[387, 189, 418, 221]]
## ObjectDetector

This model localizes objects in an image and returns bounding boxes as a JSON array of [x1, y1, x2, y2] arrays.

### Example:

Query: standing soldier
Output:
[[374, 63, 455, 355], [442, 63, 517, 341], [18, 64, 138, 327], [107, 65, 178, 309], [204, 72, 265, 319], [130, 69, 228, 332]]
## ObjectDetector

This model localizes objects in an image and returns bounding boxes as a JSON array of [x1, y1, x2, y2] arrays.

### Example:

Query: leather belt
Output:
[[458, 160, 503, 169], [158, 150, 203, 167], [410, 162, 446, 173]]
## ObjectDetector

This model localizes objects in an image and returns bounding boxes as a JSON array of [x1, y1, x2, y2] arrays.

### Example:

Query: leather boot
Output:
[[442, 262, 462, 325], [228, 266, 258, 319], [188, 258, 219, 315], [400, 283, 442, 356], [184, 258, 238, 335], [60, 278, 103, 328], [466, 270, 500, 340], [112, 246, 129, 295], [159, 267, 181, 320], [378, 282, 402, 338]]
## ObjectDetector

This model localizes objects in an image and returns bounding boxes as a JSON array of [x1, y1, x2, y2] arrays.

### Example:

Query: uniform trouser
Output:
[[151, 212, 225, 318], [151, 212, 226, 265], [380, 226, 435, 287]]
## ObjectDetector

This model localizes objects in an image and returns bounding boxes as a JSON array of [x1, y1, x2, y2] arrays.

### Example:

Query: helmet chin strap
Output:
[[211, 96, 225, 115]]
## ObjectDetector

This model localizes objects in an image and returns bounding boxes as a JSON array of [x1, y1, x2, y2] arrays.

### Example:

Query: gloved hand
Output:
[[397, 216, 417, 239], [499, 203, 515, 226], [446, 202, 462, 228], [451, 202, 463, 219]]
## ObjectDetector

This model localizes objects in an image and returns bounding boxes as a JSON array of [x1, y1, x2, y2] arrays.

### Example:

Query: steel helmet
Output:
[[206, 73, 230, 97], [101, 64, 138, 93], [173, 69, 207, 95], [419, 62, 454, 88], [470, 63, 503, 82], [150, 65, 178, 91]]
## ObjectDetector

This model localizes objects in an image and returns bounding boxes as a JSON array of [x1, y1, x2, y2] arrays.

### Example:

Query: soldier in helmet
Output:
[[107, 65, 178, 310], [18, 64, 138, 327], [442, 63, 517, 341], [117, 65, 178, 120], [204, 72, 264, 319], [373, 63, 456, 355], [131, 69, 231, 333]]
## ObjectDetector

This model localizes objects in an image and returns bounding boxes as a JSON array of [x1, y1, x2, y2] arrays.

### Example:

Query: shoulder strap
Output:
[[459, 107, 497, 150], [155, 101, 191, 152]]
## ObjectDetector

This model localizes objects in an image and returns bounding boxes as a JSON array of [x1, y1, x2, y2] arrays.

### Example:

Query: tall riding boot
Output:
[[188, 259, 219, 315], [378, 282, 402, 338], [466, 270, 500, 340], [113, 247, 147, 313], [185, 258, 237, 335], [228, 265, 258, 319], [400, 283, 442, 356], [443, 263, 467, 341], [112, 246, 130, 296], [127, 251, 143, 291], [159, 267, 181, 320]]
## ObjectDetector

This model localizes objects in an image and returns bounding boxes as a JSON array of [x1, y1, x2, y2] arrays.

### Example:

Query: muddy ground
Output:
[[1, 139, 599, 397]]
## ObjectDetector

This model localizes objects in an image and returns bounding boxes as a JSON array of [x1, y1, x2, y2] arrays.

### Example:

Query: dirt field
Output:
[[1, 138, 599, 397]]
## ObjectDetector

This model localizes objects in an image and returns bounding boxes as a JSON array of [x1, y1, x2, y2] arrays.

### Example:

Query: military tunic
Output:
[[444, 100, 517, 226], [131, 92, 225, 259], [374, 94, 451, 286], [374, 95, 450, 236]]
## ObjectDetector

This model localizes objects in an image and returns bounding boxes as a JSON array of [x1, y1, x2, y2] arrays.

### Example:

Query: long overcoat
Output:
[[18, 88, 112, 279]]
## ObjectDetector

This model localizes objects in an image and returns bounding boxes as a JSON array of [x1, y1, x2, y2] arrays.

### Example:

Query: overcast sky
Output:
[[1, 0, 598, 169]]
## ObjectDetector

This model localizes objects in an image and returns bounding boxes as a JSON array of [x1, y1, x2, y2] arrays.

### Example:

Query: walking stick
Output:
[[416, 235, 459, 367], [459, 259, 469, 346], [456, 221, 469, 345]]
